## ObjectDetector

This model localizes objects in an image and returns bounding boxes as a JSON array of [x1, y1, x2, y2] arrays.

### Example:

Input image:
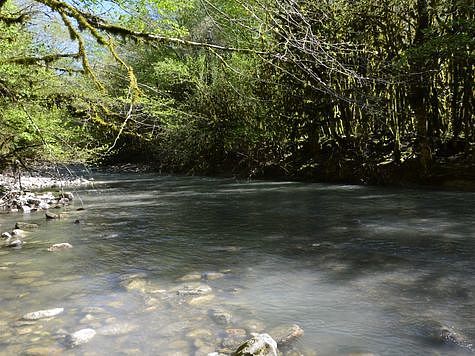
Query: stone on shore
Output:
[[22, 308, 64, 320], [65, 328, 96, 348], [15, 222, 39, 230], [61, 192, 74, 201], [233, 333, 278, 356], [47, 243, 73, 252]]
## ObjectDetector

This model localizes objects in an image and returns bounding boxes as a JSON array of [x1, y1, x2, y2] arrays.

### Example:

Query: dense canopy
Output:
[[1, 0, 473, 185]]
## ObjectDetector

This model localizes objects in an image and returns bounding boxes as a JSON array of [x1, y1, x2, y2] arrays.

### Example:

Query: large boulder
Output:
[[233, 333, 278, 356]]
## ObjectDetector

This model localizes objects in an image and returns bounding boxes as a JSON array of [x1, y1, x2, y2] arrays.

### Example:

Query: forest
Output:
[[1, 0, 474, 187]]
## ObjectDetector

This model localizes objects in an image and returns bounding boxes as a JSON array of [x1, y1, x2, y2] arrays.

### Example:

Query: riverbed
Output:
[[0, 173, 474, 355]]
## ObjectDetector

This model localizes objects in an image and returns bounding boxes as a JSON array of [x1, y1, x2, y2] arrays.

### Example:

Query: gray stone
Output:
[[233, 333, 278, 356], [22, 308, 64, 320], [45, 212, 59, 220], [65, 328, 96, 348]]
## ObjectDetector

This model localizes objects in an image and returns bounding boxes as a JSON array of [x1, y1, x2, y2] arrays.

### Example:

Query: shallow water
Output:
[[0, 174, 474, 355]]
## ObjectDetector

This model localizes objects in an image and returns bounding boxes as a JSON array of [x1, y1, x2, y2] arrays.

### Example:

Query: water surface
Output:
[[0, 174, 474, 355]]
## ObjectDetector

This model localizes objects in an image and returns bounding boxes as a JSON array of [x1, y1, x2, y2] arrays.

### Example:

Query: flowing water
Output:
[[0, 174, 474, 355]]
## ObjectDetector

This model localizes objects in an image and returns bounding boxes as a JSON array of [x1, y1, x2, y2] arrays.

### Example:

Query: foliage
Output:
[[0, 0, 473, 184]]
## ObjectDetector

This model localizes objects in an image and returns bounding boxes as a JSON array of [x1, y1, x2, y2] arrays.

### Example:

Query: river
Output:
[[0, 173, 474, 355]]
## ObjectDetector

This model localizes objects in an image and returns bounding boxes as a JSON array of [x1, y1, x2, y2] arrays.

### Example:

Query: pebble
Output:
[[65, 328, 96, 348], [47, 243, 73, 252], [22, 308, 64, 320]]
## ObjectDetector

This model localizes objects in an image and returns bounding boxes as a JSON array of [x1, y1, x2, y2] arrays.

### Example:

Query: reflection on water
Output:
[[0, 174, 474, 355]]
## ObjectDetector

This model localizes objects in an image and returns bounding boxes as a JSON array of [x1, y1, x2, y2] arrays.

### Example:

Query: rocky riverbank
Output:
[[0, 171, 92, 213]]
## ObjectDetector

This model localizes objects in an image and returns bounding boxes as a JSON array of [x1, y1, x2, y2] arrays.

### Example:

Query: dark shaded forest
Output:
[[1, 0, 474, 188]]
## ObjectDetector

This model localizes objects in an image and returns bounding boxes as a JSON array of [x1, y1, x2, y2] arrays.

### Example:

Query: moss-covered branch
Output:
[[1, 52, 80, 65]]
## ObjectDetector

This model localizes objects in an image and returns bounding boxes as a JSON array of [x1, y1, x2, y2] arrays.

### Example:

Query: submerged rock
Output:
[[176, 284, 212, 296], [47, 243, 73, 252], [22, 308, 64, 320], [178, 272, 202, 282], [188, 294, 215, 306], [23, 346, 62, 355], [15, 222, 39, 230], [270, 324, 304, 347], [65, 328, 96, 348], [438, 325, 473, 351], [97, 323, 138, 336], [233, 333, 278, 356], [210, 309, 232, 325], [121, 278, 147, 293], [202, 272, 225, 280]]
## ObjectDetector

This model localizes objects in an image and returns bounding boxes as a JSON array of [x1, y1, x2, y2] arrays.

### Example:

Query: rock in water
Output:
[[22, 308, 64, 320], [1, 232, 12, 240], [11, 229, 26, 237], [233, 333, 278, 356], [47, 243, 73, 252], [210, 309, 232, 325], [439, 325, 474, 352], [15, 222, 39, 230], [65, 328, 96, 348], [175, 284, 212, 296], [45, 212, 59, 220], [270, 324, 304, 347], [5, 238, 23, 248]]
